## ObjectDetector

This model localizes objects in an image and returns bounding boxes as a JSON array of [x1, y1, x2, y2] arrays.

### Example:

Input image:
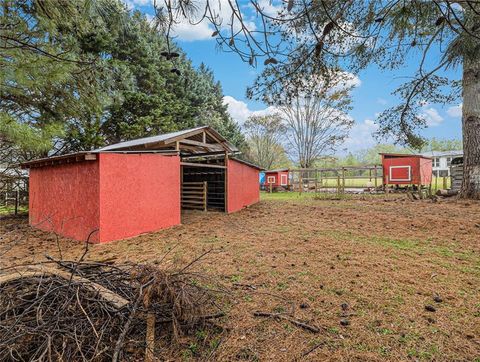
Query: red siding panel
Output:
[[382, 155, 432, 185], [98, 153, 180, 243], [263, 171, 289, 187], [29, 161, 100, 242], [227, 159, 260, 213]]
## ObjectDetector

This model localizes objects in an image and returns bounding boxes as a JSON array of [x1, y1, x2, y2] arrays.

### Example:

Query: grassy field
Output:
[[2, 195, 479, 361], [297, 177, 451, 190]]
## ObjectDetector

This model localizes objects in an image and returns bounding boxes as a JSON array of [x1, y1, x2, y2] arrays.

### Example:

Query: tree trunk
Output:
[[460, 56, 480, 199]]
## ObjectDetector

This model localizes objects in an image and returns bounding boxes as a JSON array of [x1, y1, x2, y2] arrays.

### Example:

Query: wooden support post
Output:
[[341, 168, 345, 193], [203, 181, 207, 211], [15, 190, 19, 215], [337, 175, 341, 195], [315, 170, 318, 193], [269, 183, 272, 193], [435, 175, 438, 191], [145, 313, 156, 362], [443, 176, 447, 190], [374, 166, 378, 189]]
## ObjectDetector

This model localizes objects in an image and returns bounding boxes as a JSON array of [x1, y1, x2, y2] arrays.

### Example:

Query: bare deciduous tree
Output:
[[243, 114, 287, 170], [278, 74, 355, 168]]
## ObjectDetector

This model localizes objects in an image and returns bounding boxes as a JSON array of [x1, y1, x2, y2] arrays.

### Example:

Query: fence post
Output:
[[443, 176, 447, 190], [341, 168, 345, 193], [299, 171, 303, 194], [203, 181, 207, 212], [15, 190, 19, 215], [374, 166, 378, 189], [337, 175, 341, 195]]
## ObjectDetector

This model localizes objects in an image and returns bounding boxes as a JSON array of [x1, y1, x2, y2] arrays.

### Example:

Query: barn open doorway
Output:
[[181, 165, 226, 212]]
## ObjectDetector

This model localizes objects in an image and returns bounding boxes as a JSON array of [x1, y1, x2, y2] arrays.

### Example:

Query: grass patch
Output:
[[310, 229, 480, 274], [0, 205, 28, 215]]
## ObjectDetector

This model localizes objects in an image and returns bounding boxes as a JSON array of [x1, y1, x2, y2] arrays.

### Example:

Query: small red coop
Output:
[[380, 153, 432, 186], [263, 169, 289, 189]]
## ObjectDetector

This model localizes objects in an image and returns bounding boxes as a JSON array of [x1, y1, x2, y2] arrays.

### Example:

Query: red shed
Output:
[[22, 127, 261, 243], [263, 169, 289, 188], [380, 153, 432, 186]]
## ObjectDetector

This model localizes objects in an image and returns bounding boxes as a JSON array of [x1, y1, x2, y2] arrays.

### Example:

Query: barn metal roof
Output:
[[419, 150, 463, 158], [21, 126, 242, 168], [97, 126, 238, 153]]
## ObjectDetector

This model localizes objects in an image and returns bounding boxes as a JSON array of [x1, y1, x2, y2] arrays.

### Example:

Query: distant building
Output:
[[420, 150, 463, 177]]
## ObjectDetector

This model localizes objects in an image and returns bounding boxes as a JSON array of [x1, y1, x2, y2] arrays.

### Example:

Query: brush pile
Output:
[[0, 259, 228, 361]]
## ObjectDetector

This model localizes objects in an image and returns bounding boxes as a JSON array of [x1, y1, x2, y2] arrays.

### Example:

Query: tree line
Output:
[[0, 0, 245, 175], [243, 111, 463, 170]]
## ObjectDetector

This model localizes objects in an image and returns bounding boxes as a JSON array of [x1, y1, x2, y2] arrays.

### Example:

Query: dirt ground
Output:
[[1, 195, 480, 361]]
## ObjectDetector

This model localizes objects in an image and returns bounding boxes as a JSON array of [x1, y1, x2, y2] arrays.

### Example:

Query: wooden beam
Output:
[[160, 128, 206, 144], [179, 139, 223, 151], [180, 162, 226, 169], [21, 152, 97, 168], [181, 151, 232, 159]]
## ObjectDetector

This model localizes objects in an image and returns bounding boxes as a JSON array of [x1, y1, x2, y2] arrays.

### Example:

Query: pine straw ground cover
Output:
[[1, 195, 480, 361]]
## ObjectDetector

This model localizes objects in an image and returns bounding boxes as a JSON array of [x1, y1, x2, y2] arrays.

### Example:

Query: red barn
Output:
[[380, 153, 432, 186], [22, 127, 261, 243], [263, 169, 289, 189]]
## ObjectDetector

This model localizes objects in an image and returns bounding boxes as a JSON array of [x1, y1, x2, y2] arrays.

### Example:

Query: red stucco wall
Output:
[[29, 161, 100, 242], [227, 159, 260, 213], [98, 153, 180, 242]]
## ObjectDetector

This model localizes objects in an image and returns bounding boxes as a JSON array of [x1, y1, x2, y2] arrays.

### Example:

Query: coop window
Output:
[[433, 158, 440, 167], [446, 157, 452, 166], [389, 165, 411, 182], [267, 176, 276, 184], [280, 174, 287, 186]]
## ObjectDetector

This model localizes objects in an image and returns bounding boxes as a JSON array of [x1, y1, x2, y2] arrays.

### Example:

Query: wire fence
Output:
[[0, 176, 29, 216], [265, 166, 451, 196]]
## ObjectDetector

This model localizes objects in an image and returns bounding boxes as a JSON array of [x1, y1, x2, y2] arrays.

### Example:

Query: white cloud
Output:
[[377, 98, 388, 105], [223, 96, 276, 125], [171, 21, 214, 41], [447, 103, 462, 118], [163, 0, 256, 41], [253, 0, 283, 16], [336, 72, 361, 90], [420, 106, 444, 127], [343, 119, 380, 151]]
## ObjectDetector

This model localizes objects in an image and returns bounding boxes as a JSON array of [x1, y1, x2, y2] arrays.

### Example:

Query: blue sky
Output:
[[125, 0, 463, 153]]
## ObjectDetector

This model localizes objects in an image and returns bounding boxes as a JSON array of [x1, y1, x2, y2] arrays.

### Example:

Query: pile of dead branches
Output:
[[0, 259, 228, 361]]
